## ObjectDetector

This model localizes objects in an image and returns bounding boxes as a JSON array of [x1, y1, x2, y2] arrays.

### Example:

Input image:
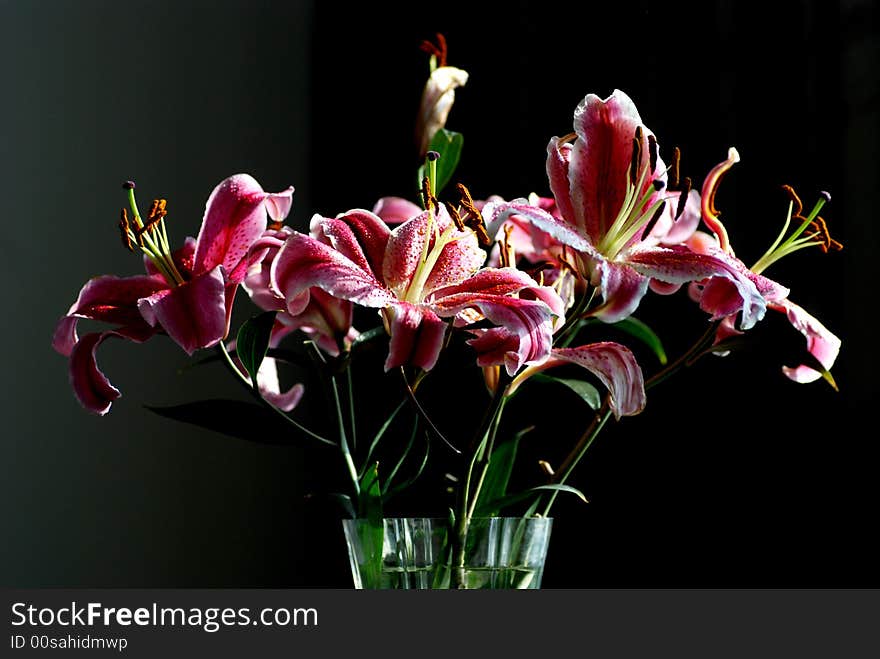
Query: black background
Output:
[[2, 0, 876, 588]]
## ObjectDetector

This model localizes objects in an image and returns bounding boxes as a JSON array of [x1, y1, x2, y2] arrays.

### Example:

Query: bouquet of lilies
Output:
[[53, 36, 841, 586]]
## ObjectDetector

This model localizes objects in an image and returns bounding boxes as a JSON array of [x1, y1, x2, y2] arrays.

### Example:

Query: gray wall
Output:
[[1, 0, 314, 586]]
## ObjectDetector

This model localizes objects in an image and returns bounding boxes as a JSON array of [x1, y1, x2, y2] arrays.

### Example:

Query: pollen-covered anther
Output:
[[648, 134, 658, 174], [781, 184, 804, 218], [137, 198, 168, 235], [675, 177, 692, 220], [809, 216, 843, 253], [668, 147, 681, 190], [456, 183, 491, 248], [538, 460, 555, 477], [629, 126, 644, 185], [420, 176, 436, 211], [118, 208, 134, 252], [498, 223, 515, 267], [443, 201, 465, 231], [419, 32, 448, 67]]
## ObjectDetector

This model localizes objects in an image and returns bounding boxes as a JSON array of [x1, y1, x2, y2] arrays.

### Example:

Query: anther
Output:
[[443, 201, 465, 231], [538, 460, 555, 477], [675, 177, 692, 220], [420, 176, 435, 211], [809, 216, 843, 253], [781, 184, 804, 218], [641, 201, 667, 241], [648, 134, 658, 174], [668, 147, 681, 190], [419, 33, 448, 67], [557, 133, 577, 145], [118, 208, 134, 252], [629, 127, 644, 185], [652, 179, 666, 191]]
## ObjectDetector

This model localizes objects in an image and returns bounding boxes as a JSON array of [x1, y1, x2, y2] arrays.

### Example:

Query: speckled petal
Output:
[[770, 299, 841, 384]]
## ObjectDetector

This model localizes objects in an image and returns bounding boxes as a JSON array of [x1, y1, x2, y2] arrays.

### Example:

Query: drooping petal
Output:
[[193, 174, 294, 285], [432, 292, 555, 375], [770, 299, 841, 384], [67, 326, 154, 415], [275, 287, 355, 357], [653, 189, 702, 246], [373, 197, 422, 225], [52, 273, 169, 355], [312, 210, 391, 281], [255, 358, 304, 412], [511, 342, 646, 419], [137, 266, 228, 354], [242, 228, 293, 312], [568, 90, 656, 242], [383, 302, 448, 372], [624, 244, 766, 329], [271, 232, 395, 310], [588, 257, 651, 323]]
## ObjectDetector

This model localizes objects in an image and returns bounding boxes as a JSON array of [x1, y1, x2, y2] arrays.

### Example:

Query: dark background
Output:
[[1, 0, 876, 588]]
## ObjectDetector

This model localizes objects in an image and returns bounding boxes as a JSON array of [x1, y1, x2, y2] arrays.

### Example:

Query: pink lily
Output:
[[686, 150, 842, 386], [271, 201, 565, 375], [486, 89, 766, 329], [53, 174, 294, 414]]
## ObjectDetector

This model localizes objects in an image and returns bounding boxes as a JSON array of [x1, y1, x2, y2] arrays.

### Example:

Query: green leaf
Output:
[[611, 316, 667, 365], [236, 311, 277, 382], [535, 374, 601, 410], [477, 484, 588, 515], [350, 325, 387, 351], [472, 427, 534, 516], [358, 462, 383, 526], [417, 129, 463, 195], [145, 399, 295, 445]]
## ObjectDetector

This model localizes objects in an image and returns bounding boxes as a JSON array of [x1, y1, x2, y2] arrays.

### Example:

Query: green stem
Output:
[[330, 374, 360, 497], [216, 343, 335, 447]]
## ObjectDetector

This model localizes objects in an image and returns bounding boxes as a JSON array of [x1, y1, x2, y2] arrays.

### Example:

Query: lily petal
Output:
[[569, 90, 654, 242], [589, 258, 651, 324], [312, 210, 391, 281], [483, 200, 591, 252], [770, 299, 842, 384], [546, 138, 577, 230], [271, 232, 395, 310], [384, 302, 448, 372], [255, 358, 304, 412], [67, 326, 154, 416], [193, 174, 294, 285], [512, 342, 646, 419], [625, 244, 766, 329], [137, 266, 228, 354], [373, 197, 423, 225]]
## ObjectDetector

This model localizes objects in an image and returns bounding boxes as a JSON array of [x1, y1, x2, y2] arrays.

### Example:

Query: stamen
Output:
[[652, 179, 666, 191], [420, 176, 436, 211], [648, 134, 658, 174], [809, 216, 843, 253], [641, 201, 667, 241], [538, 460, 555, 477], [443, 201, 465, 231], [668, 147, 681, 190], [137, 198, 167, 235], [629, 127, 644, 185], [419, 33, 448, 67], [675, 177, 692, 220], [118, 208, 134, 252], [781, 184, 804, 219], [557, 133, 577, 145], [456, 183, 492, 247]]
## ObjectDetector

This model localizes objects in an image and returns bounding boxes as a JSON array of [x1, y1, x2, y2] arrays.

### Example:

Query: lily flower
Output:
[[687, 150, 842, 386], [53, 174, 294, 414], [486, 89, 766, 329], [271, 188, 564, 375]]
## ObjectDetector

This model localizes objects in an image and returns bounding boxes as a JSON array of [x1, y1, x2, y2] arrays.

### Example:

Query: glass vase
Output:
[[341, 516, 552, 589]]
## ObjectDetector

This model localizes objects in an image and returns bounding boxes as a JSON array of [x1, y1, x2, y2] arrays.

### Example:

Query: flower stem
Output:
[[330, 373, 360, 497]]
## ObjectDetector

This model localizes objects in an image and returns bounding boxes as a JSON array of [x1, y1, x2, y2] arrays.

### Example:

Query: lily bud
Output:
[[416, 66, 469, 157]]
